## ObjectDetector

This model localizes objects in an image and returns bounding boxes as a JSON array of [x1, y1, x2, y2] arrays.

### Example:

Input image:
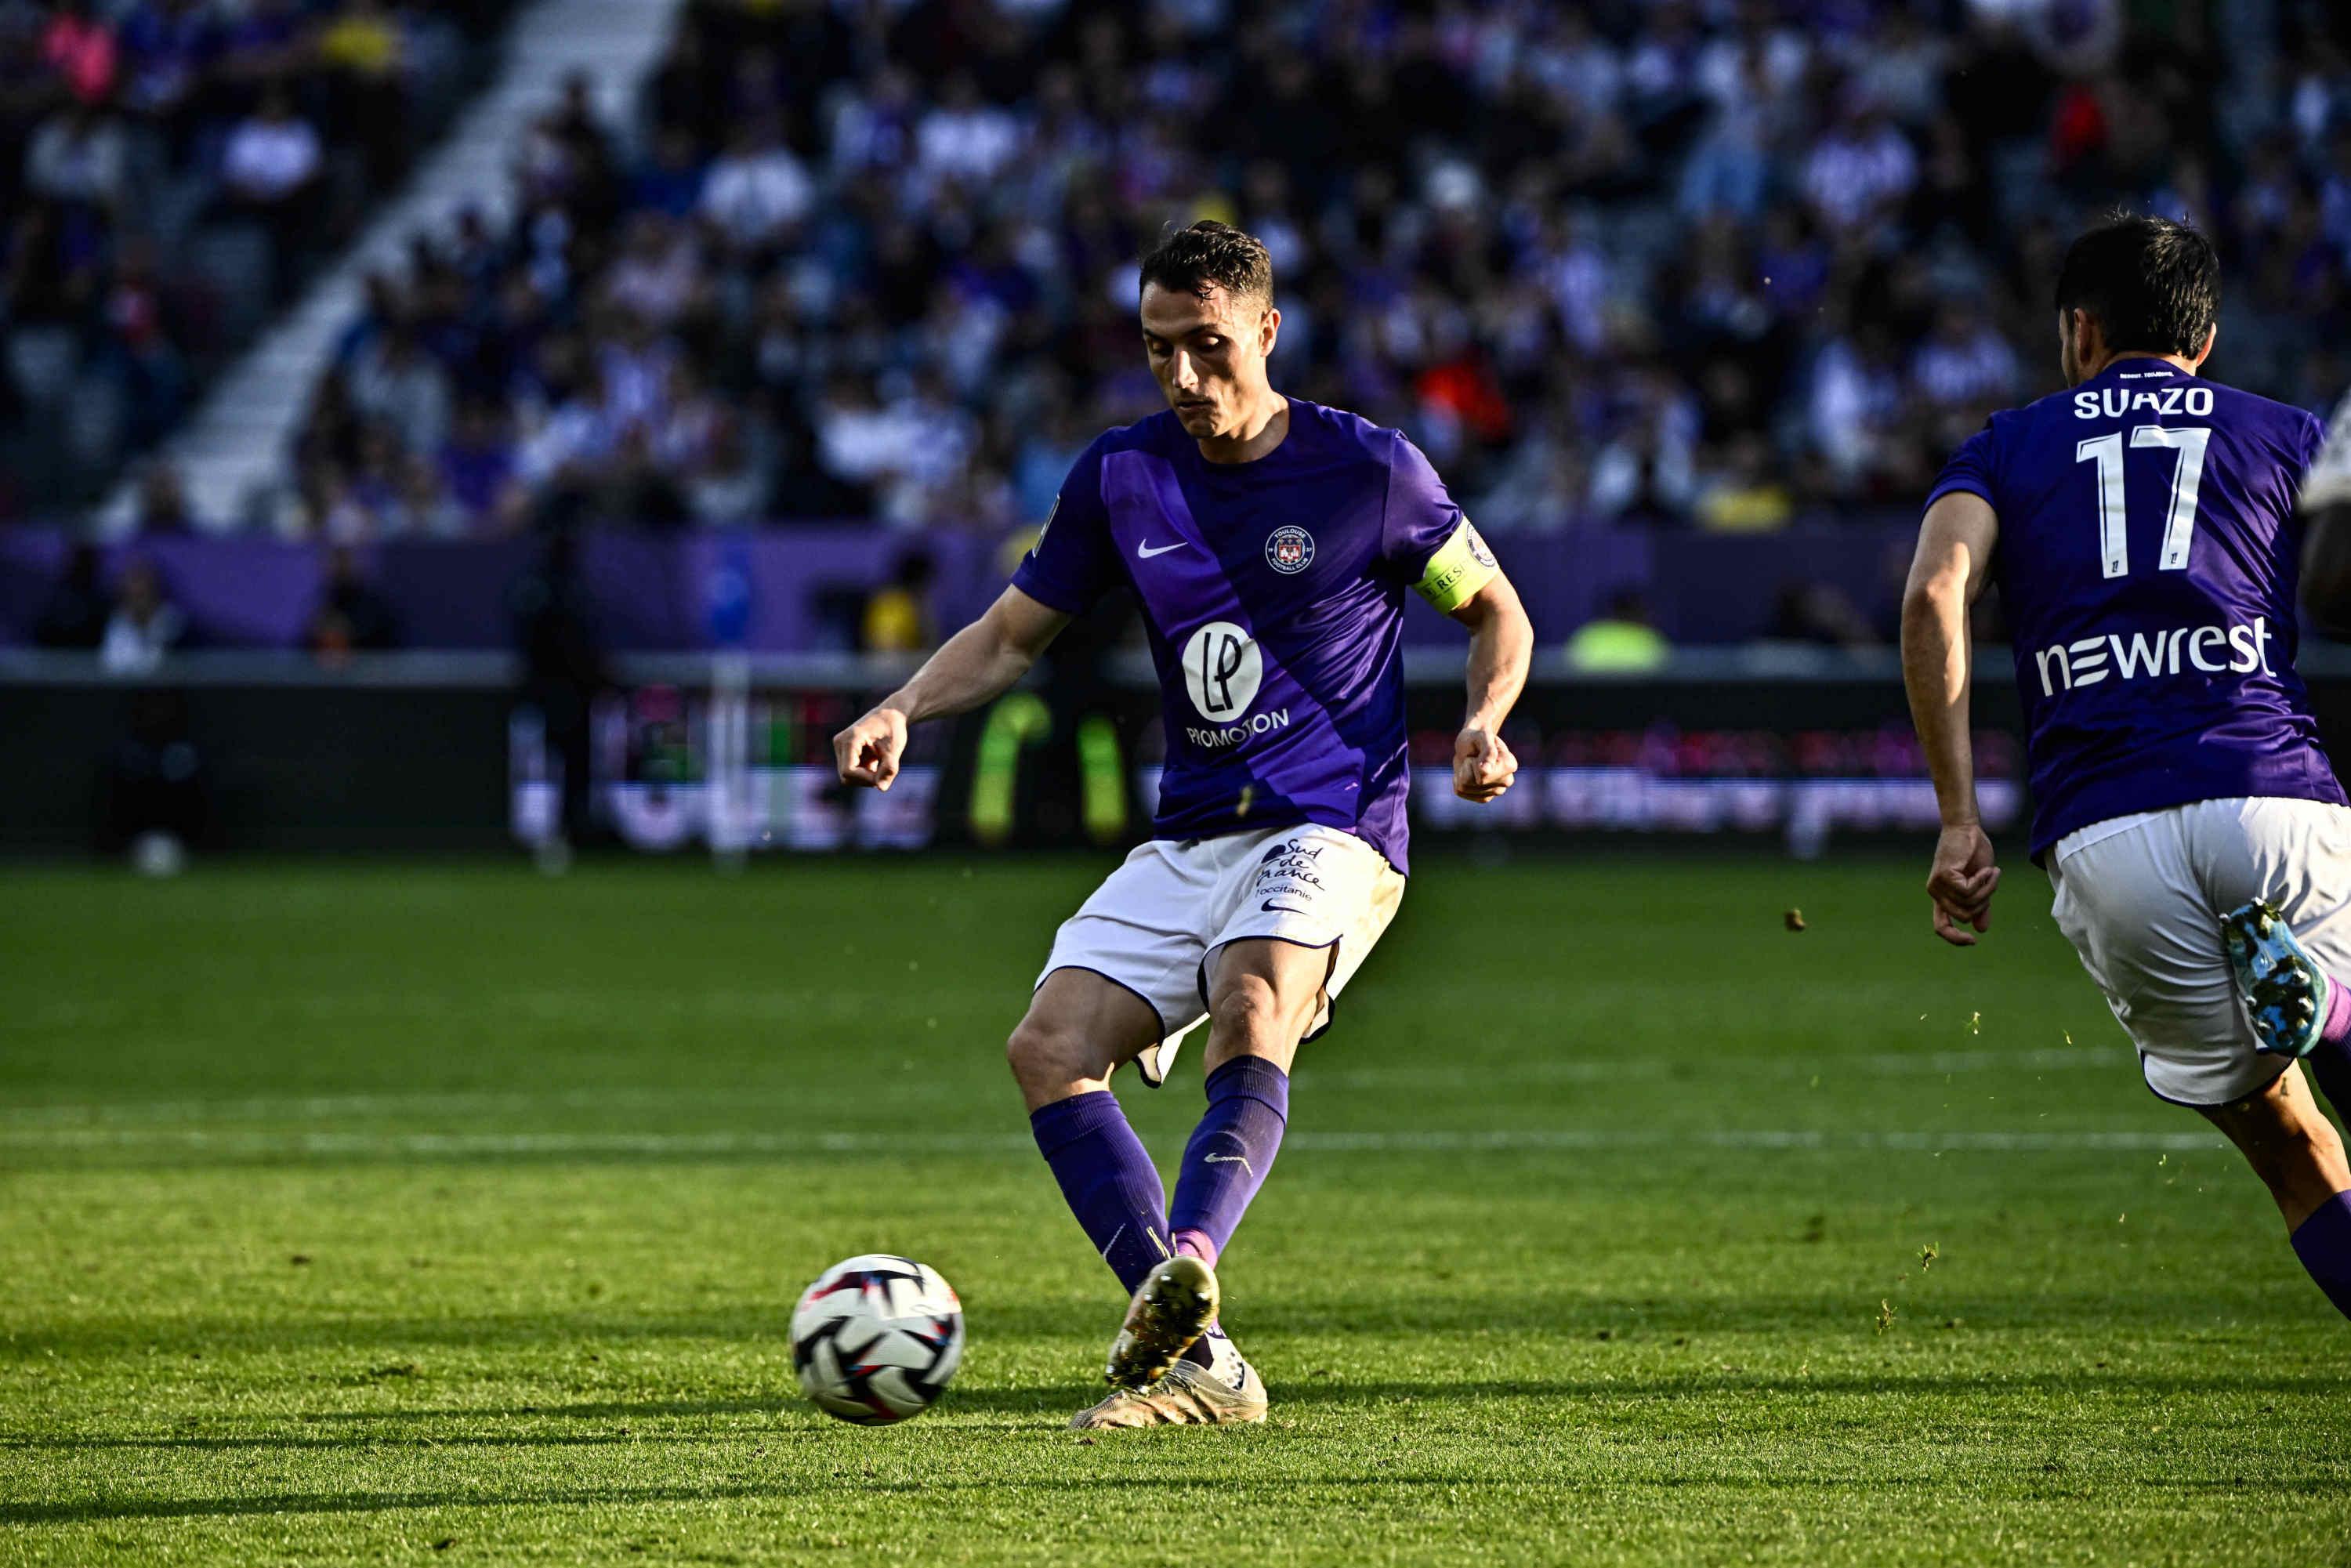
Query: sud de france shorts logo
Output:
[[1265, 526, 1314, 574]]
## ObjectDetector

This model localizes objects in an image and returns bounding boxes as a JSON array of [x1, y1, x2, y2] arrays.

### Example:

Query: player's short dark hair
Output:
[[1138, 221, 1273, 310], [2052, 214, 2220, 357]]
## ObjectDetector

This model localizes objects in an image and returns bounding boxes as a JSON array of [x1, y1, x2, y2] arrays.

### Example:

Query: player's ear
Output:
[[1260, 304, 1280, 355], [2191, 322, 2217, 371]]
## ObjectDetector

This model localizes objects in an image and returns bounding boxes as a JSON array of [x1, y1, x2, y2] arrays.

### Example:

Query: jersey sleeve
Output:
[[1010, 438, 1121, 614], [2301, 395, 2351, 512], [1925, 422, 1999, 513], [1381, 433, 1499, 613]]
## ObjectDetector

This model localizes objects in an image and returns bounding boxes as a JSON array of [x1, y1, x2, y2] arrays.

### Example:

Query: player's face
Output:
[[1141, 282, 1280, 439]]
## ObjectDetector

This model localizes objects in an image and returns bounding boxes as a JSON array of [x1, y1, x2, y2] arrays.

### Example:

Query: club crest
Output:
[[1265, 526, 1314, 574]]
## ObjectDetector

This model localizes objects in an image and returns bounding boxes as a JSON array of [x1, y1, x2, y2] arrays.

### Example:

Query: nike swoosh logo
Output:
[[1262, 900, 1309, 914], [1136, 540, 1190, 559], [1204, 1153, 1255, 1178]]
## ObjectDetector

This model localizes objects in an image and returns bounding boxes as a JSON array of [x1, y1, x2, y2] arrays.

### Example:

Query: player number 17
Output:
[[2076, 425, 2212, 579]]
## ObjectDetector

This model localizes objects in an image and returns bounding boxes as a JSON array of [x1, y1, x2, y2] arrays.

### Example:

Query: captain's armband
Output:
[[1412, 520, 1499, 614]]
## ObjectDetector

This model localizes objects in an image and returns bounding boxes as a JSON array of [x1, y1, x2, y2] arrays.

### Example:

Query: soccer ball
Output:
[[791, 1255, 965, 1425]]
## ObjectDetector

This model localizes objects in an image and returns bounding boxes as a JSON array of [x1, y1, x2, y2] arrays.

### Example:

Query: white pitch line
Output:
[[0, 1049, 2125, 1130], [0, 1126, 2226, 1157]]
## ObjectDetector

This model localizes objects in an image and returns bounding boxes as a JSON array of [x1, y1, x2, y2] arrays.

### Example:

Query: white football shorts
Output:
[[2048, 795, 2351, 1106], [1036, 822, 1407, 1086]]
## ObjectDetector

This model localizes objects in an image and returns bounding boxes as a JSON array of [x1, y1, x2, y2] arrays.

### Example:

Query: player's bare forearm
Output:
[[1455, 573, 1532, 732], [1902, 491, 2002, 944], [1449, 574, 1531, 802], [885, 588, 1067, 724], [1900, 494, 1996, 827], [834, 586, 1068, 789], [1901, 573, 1976, 827]]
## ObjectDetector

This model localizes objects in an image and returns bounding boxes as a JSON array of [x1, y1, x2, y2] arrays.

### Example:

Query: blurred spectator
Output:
[[438, 397, 528, 531], [34, 542, 107, 649], [218, 85, 323, 292], [133, 462, 201, 533], [40, 1, 117, 104], [1694, 434, 1795, 533], [2, 0, 517, 515], [348, 327, 451, 461], [1565, 589, 1672, 673], [861, 548, 936, 654], [100, 558, 185, 674], [699, 118, 812, 252], [305, 544, 399, 661], [25, 100, 128, 208], [509, 528, 606, 849], [273, 0, 2351, 540], [104, 688, 206, 871]]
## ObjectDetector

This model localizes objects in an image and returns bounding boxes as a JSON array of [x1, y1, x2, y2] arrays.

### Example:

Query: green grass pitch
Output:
[[4, 853, 2349, 1565]]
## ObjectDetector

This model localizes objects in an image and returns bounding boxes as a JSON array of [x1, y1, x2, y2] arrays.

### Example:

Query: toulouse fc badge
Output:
[[1265, 525, 1315, 574]]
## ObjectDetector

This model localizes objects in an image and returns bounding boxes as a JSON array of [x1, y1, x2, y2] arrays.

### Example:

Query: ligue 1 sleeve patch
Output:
[[1414, 520, 1499, 613]]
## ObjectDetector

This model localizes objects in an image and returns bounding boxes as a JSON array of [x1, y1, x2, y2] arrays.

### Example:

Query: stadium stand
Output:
[[0, 0, 521, 520], [258, 0, 2351, 545]]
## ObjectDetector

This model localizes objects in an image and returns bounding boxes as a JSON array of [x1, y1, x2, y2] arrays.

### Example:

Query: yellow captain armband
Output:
[[1412, 519, 1499, 614]]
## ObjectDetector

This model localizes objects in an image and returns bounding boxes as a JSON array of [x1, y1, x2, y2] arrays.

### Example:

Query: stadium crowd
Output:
[[0, 0, 513, 517], [266, 0, 2351, 543]]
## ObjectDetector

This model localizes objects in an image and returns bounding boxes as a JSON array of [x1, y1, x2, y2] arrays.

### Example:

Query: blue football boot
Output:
[[2222, 900, 2331, 1058]]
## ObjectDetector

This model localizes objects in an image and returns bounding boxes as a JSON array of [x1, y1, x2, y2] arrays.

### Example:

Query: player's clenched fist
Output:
[[834, 705, 908, 791], [1925, 821, 1999, 947], [1453, 726, 1516, 803]]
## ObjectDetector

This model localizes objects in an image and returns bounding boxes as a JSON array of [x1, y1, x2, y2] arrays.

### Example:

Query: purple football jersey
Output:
[[1927, 358, 2342, 858], [1012, 398, 1480, 875]]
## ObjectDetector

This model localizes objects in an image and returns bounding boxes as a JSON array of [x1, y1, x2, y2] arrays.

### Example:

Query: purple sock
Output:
[[2319, 975, 2351, 1046], [1168, 1056, 1290, 1266], [1029, 1091, 1171, 1294], [2290, 1191, 2351, 1320]]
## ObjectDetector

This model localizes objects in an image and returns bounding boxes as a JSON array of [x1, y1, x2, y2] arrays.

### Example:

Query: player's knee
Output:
[[1208, 972, 1305, 1049], [1005, 1016, 1092, 1094]]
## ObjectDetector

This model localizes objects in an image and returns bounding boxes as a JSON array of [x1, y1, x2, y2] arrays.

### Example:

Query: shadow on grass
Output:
[[13, 1363, 2327, 1445], [5, 1287, 2327, 1363], [9, 1465, 2345, 1530]]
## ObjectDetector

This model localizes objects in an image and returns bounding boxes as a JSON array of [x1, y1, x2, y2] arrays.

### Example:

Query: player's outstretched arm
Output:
[[1448, 572, 1533, 803], [1901, 491, 2001, 947], [833, 585, 1070, 791]]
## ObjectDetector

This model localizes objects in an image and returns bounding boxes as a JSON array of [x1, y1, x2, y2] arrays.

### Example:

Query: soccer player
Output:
[[833, 221, 1533, 1427], [1901, 214, 2351, 1324]]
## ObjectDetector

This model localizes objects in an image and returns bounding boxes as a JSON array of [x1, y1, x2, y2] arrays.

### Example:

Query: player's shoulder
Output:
[[2197, 375, 2324, 439], [1283, 397, 1427, 473]]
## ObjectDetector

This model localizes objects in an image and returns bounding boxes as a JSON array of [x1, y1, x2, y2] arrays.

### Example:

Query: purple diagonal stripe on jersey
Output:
[[1100, 448, 1376, 849]]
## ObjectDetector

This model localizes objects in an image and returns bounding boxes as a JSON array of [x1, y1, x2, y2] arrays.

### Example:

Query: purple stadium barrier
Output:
[[0, 520, 1922, 652]]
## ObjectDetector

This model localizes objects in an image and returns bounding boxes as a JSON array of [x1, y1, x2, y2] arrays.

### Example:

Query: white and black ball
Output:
[[790, 1255, 964, 1425]]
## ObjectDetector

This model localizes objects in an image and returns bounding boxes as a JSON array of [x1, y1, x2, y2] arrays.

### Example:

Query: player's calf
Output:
[[2198, 1063, 2351, 1320]]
